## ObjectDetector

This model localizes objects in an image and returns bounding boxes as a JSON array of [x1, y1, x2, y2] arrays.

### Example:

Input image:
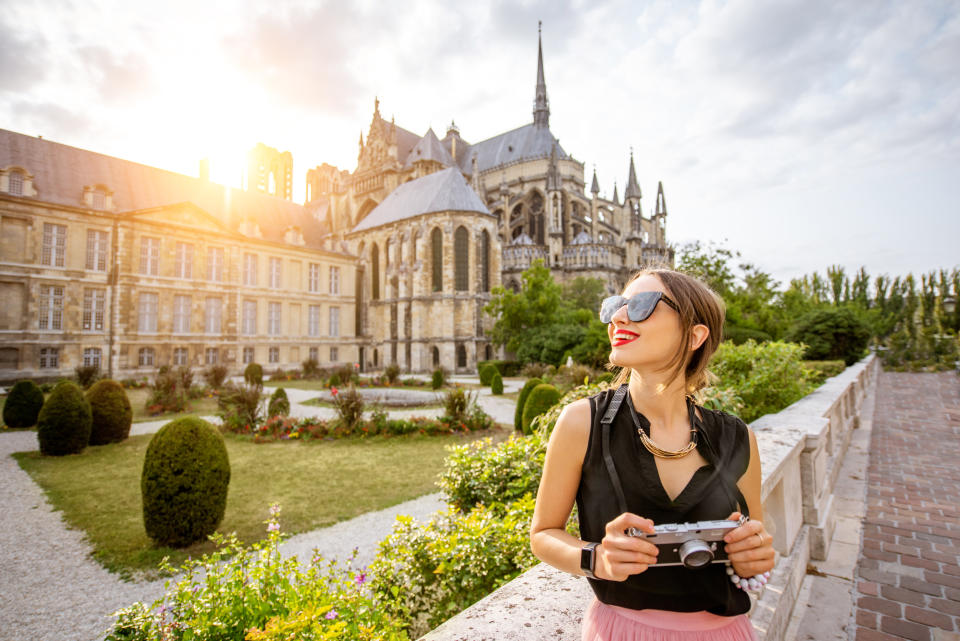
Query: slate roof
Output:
[[455, 123, 569, 175], [0, 128, 341, 253], [394, 124, 421, 165], [404, 128, 455, 169], [350, 167, 490, 233]]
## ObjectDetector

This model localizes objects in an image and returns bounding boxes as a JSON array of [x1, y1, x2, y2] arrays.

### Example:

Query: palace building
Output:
[[0, 29, 672, 381]]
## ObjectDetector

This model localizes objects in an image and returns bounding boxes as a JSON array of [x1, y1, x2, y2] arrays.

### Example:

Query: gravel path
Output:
[[0, 375, 519, 641]]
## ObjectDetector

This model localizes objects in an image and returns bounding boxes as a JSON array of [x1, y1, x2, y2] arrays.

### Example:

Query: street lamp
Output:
[[943, 295, 957, 315]]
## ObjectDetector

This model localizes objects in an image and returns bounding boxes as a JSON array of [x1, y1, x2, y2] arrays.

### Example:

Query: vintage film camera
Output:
[[627, 516, 747, 569]]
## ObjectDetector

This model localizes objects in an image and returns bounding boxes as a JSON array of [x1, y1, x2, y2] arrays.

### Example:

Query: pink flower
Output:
[[267, 522, 279, 532], [355, 571, 367, 585], [331, 386, 339, 396], [325, 609, 338, 620]]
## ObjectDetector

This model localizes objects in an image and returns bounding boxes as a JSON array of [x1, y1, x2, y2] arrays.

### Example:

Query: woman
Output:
[[530, 269, 776, 640]]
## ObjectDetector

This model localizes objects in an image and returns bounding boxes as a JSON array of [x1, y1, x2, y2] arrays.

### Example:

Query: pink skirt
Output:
[[582, 599, 758, 641]]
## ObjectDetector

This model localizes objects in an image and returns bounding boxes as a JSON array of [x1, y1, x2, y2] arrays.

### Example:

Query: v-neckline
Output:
[[624, 392, 712, 506]]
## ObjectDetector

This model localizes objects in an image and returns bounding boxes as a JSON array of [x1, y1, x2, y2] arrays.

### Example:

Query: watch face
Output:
[[581, 543, 596, 577]]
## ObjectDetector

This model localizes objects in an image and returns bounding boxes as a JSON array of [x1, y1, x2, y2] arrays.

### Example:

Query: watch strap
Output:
[[581, 542, 600, 579]]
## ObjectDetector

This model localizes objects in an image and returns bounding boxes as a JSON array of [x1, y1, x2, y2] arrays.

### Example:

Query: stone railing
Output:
[[420, 355, 879, 640], [561, 243, 623, 269], [501, 244, 549, 271]]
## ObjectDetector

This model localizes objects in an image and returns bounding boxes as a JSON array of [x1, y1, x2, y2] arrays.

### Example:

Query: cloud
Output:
[[76, 45, 154, 103], [4, 98, 98, 139], [0, 18, 49, 93]]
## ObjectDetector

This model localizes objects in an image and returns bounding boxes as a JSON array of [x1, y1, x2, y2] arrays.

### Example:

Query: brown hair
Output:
[[610, 268, 725, 394]]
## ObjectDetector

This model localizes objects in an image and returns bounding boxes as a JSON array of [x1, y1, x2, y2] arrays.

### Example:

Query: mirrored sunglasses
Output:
[[599, 291, 679, 324]]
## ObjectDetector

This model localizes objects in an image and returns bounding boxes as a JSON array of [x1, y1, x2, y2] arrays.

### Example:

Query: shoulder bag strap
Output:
[[600, 384, 629, 515]]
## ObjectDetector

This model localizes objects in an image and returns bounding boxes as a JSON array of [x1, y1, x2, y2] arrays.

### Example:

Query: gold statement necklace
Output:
[[638, 427, 698, 459]]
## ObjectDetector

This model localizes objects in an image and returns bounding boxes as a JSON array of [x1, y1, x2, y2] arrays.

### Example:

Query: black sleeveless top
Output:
[[576, 387, 752, 616]]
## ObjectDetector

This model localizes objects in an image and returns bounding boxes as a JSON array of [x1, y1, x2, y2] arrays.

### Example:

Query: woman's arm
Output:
[[530, 398, 658, 581], [725, 427, 776, 576]]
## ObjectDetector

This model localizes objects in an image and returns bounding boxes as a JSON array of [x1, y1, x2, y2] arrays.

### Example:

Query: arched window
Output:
[[432, 346, 440, 367], [485, 344, 493, 360], [373, 349, 379, 367], [371, 244, 380, 300], [456, 344, 467, 368], [454, 226, 469, 291], [530, 191, 544, 214], [431, 228, 442, 292], [480, 229, 490, 292]]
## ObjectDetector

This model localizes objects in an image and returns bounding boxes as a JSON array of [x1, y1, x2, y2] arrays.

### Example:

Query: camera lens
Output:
[[679, 539, 714, 568]]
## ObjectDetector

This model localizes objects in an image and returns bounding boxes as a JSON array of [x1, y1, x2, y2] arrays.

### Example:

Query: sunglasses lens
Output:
[[599, 296, 626, 323], [627, 292, 659, 322]]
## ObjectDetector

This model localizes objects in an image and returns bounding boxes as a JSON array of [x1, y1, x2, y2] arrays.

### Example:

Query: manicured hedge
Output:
[[3, 380, 44, 427], [86, 379, 133, 445], [513, 377, 542, 432], [36, 381, 92, 456], [521, 383, 562, 434]]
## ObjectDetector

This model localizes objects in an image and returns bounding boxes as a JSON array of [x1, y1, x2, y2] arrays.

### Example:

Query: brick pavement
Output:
[[855, 371, 960, 641]]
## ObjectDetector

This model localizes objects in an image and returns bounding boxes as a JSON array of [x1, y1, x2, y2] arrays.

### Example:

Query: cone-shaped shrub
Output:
[[478, 363, 497, 386], [490, 372, 504, 395], [513, 377, 543, 431], [86, 379, 133, 445], [267, 387, 290, 417], [3, 380, 45, 427], [243, 362, 263, 387], [36, 381, 92, 455], [521, 383, 562, 434], [141, 417, 230, 547]]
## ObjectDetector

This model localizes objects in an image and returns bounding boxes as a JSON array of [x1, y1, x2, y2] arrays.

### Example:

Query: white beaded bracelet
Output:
[[726, 566, 770, 593]]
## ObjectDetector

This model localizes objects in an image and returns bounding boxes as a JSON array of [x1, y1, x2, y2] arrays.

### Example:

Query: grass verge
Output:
[[13, 425, 507, 579]]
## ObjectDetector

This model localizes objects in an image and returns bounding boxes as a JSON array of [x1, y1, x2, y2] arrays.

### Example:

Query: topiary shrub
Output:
[[514, 377, 543, 431], [244, 363, 264, 388], [36, 381, 92, 456], [490, 371, 504, 395], [327, 372, 341, 387], [521, 383, 562, 435], [786, 306, 871, 366], [478, 363, 497, 386], [431, 367, 446, 390], [3, 379, 45, 427], [267, 387, 290, 417], [74, 364, 101, 389], [383, 363, 400, 384], [141, 416, 230, 547], [86, 379, 133, 445]]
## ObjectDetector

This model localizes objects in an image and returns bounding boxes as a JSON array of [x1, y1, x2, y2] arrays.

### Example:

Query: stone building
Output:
[[0, 130, 357, 383]]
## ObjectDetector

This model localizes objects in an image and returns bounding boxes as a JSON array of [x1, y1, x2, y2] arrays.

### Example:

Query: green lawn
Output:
[[13, 426, 507, 579], [264, 379, 444, 391], [126, 388, 222, 422]]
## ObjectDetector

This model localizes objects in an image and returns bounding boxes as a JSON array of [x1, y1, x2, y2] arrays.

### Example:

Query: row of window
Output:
[[36, 224, 342, 293], [32, 345, 340, 370], [369, 227, 491, 299]]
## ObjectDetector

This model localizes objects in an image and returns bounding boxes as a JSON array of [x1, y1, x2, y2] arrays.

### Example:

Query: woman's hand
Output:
[[595, 513, 659, 581], [723, 511, 775, 577]]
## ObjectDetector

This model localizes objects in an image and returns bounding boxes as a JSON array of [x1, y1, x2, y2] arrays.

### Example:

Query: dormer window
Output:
[[82, 184, 113, 210], [3, 167, 34, 196], [92, 190, 105, 209], [8, 171, 23, 196]]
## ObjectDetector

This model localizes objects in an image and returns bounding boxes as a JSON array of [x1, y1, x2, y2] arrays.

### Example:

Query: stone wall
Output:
[[419, 354, 880, 640]]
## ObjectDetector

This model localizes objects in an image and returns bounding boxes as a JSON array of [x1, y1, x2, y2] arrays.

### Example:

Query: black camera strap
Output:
[[599, 384, 749, 518]]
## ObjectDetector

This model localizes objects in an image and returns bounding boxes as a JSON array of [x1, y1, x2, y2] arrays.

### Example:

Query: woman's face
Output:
[[606, 274, 683, 371]]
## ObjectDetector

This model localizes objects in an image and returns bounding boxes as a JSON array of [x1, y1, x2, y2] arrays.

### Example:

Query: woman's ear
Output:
[[690, 324, 709, 351]]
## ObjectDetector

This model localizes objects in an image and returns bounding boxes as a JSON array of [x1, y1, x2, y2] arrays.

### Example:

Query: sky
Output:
[[2, 0, 958, 288]]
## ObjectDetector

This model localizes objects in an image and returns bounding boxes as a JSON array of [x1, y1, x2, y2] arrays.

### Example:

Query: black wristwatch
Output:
[[581, 542, 600, 579]]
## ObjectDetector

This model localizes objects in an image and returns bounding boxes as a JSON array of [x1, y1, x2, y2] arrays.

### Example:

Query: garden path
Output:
[[0, 374, 522, 641]]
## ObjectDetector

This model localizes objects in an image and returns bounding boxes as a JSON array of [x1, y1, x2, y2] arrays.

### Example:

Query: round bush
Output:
[[267, 387, 290, 417], [36, 381, 92, 456], [786, 307, 871, 366], [478, 363, 497, 386], [490, 372, 504, 395], [513, 378, 543, 432], [328, 372, 341, 387], [244, 362, 263, 387], [431, 368, 446, 390], [3, 379, 45, 427], [141, 416, 230, 547], [86, 379, 133, 445], [521, 383, 562, 435]]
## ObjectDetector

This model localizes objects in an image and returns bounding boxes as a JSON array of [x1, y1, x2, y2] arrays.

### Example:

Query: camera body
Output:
[[627, 517, 745, 569]]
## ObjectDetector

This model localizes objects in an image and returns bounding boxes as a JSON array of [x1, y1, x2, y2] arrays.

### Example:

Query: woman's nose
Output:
[[610, 301, 630, 324]]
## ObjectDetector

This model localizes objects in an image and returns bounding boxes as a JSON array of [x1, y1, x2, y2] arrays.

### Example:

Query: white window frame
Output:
[[329, 306, 340, 338], [205, 297, 222, 334], [242, 300, 257, 335], [8, 171, 23, 196], [39, 347, 59, 368], [173, 295, 191, 334], [205, 347, 218, 365], [268, 346, 280, 363], [138, 347, 155, 367], [330, 346, 338, 362], [42, 223, 67, 267], [308, 305, 320, 337], [207, 247, 224, 282], [140, 237, 160, 276], [82, 347, 102, 368], [138, 292, 159, 333], [173, 347, 189, 366], [242, 346, 255, 364], [268, 302, 282, 336], [329, 266, 340, 294], [244, 253, 258, 286], [175, 242, 194, 279], [309, 346, 318, 362], [39, 285, 64, 330], [308, 263, 320, 292], [86, 229, 108, 272], [269, 257, 282, 289], [83, 288, 106, 332]]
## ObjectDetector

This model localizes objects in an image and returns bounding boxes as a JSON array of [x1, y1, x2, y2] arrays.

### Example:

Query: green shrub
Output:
[[146, 366, 186, 414], [332, 385, 365, 430], [478, 363, 497, 386], [328, 372, 341, 387], [521, 384, 562, 434], [786, 306, 870, 366], [141, 416, 230, 547], [519, 363, 553, 379], [477, 359, 522, 377], [301, 358, 321, 379], [74, 364, 101, 389], [244, 362, 264, 387], [86, 379, 133, 445], [370, 496, 538, 639], [431, 367, 446, 390], [384, 363, 401, 384], [175, 366, 194, 391], [804, 360, 847, 385], [724, 325, 773, 345], [490, 372, 504, 395], [530, 381, 610, 438], [442, 387, 473, 423], [267, 387, 290, 417], [107, 509, 406, 641], [710, 340, 816, 422], [3, 380, 45, 427], [218, 381, 264, 431], [36, 380, 92, 456], [203, 364, 229, 390], [514, 377, 543, 431], [439, 435, 546, 512], [38, 382, 56, 393]]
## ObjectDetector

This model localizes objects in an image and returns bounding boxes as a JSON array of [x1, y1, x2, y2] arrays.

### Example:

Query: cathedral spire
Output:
[[656, 181, 667, 216], [533, 21, 550, 128], [612, 181, 619, 206], [624, 148, 642, 201], [590, 165, 600, 195]]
